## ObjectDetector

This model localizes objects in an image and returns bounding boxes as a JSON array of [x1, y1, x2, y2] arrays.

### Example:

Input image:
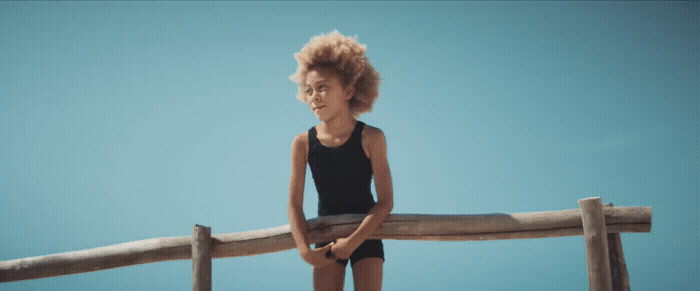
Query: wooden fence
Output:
[[0, 197, 652, 290]]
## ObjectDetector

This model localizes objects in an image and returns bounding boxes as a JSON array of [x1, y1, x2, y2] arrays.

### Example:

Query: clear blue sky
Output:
[[1, 1, 697, 290]]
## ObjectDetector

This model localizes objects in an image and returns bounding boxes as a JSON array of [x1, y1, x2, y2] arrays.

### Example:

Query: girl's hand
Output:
[[330, 237, 356, 260], [301, 243, 337, 268]]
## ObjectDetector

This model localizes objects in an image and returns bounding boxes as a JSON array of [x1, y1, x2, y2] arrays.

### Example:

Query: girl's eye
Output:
[[305, 88, 313, 95], [319, 85, 327, 91]]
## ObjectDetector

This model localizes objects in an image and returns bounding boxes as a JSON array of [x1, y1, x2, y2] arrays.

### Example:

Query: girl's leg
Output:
[[313, 262, 346, 291], [351, 258, 383, 291]]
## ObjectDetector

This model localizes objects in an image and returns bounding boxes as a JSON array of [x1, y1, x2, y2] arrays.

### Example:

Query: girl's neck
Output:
[[318, 114, 356, 136]]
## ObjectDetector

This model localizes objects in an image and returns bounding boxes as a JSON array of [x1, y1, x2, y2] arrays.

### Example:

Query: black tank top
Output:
[[308, 121, 376, 216]]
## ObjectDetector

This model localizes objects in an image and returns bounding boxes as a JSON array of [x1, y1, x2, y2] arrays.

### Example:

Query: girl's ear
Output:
[[345, 84, 356, 100]]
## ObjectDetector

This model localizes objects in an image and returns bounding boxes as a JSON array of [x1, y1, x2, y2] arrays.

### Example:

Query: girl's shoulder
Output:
[[291, 131, 309, 153], [294, 130, 309, 140], [361, 123, 385, 141], [360, 124, 387, 153], [293, 130, 309, 143]]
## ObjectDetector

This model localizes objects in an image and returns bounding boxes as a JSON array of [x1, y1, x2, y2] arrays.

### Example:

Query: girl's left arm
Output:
[[332, 127, 394, 258]]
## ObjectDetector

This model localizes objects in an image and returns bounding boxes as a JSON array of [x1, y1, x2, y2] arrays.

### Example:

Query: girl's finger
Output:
[[319, 243, 333, 254]]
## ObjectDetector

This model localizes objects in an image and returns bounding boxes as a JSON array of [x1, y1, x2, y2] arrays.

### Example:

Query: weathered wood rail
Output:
[[0, 198, 651, 291]]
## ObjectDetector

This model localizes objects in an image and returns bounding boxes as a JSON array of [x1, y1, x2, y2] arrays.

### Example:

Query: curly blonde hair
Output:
[[289, 30, 381, 116]]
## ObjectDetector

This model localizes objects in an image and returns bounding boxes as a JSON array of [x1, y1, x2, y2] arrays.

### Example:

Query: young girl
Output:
[[287, 30, 394, 291]]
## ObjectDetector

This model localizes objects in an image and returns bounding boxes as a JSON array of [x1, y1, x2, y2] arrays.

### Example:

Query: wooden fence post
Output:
[[579, 197, 612, 291], [607, 232, 630, 291], [192, 224, 212, 291], [605, 203, 631, 291]]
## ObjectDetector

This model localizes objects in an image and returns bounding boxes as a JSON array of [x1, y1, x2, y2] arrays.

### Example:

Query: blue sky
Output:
[[1, 1, 698, 290]]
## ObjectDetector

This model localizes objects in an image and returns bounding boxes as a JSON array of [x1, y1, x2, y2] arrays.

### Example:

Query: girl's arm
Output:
[[287, 133, 336, 267], [332, 127, 394, 259]]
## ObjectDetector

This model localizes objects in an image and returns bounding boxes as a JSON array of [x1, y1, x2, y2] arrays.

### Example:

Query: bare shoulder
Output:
[[292, 131, 309, 145], [362, 124, 386, 144], [291, 131, 309, 154], [361, 125, 387, 160]]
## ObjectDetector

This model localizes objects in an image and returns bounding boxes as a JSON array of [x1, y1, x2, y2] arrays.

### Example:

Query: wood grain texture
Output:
[[192, 225, 212, 291], [579, 197, 613, 291]]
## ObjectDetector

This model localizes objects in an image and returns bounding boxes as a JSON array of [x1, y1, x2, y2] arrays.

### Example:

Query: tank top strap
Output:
[[349, 121, 365, 145], [308, 126, 318, 144], [352, 121, 365, 137]]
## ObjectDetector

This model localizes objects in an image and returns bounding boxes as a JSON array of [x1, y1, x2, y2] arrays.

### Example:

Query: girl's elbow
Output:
[[379, 200, 393, 213]]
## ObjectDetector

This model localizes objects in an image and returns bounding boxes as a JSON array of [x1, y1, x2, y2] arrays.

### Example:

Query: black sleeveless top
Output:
[[308, 121, 376, 216]]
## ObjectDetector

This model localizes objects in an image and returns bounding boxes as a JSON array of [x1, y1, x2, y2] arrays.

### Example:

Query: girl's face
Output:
[[304, 67, 354, 121]]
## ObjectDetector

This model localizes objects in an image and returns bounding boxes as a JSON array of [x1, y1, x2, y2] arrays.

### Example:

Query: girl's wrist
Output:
[[299, 249, 315, 264], [298, 245, 312, 257], [344, 235, 363, 250]]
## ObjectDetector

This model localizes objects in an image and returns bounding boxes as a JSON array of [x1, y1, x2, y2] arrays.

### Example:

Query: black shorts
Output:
[[315, 239, 384, 267]]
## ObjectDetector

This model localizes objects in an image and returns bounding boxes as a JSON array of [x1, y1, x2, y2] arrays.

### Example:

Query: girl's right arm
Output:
[[287, 133, 335, 267]]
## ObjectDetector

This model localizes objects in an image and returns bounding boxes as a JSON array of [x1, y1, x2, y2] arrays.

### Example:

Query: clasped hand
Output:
[[301, 242, 336, 268], [300, 237, 357, 268], [330, 237, 356, 260]]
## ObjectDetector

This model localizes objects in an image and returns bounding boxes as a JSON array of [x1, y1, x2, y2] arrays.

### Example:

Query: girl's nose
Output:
[[311, 91, 321, 102]]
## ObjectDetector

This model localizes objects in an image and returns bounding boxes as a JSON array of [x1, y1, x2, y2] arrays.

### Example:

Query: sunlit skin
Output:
[[287, 67, 394, 290]]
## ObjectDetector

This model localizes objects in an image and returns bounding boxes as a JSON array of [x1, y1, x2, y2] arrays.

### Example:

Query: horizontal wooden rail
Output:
[[0, 206, 651, 283]]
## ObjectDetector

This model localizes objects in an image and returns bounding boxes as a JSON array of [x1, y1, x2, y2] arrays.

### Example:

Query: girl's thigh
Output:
[[313, 262, 346, 291], [351, 257, 384, 291]]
